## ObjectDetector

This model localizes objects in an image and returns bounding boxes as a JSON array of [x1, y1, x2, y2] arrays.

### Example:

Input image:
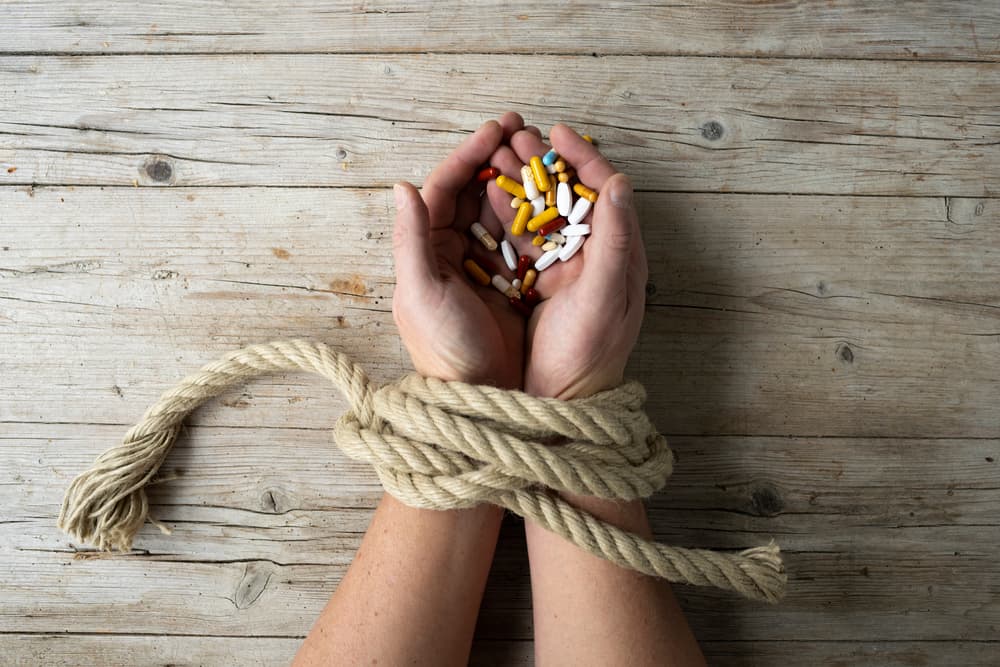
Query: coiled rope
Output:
[[58, 339, 786, 603]]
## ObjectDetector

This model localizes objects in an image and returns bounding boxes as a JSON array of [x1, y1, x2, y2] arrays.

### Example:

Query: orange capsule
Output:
[[573, 183, 598, 203], [529, 156, 552, 193], [544, 187, 556, 207], [520, 268, 537, 294], [531, 234, 546, 247], [526, 206, 559, 232], [496, 175, 526, 199], [582, 134, 595, 144], [512, 201, 533, 236], [516, 254, 531, 280], [477, 166, 499, 181], [463, 259, 491, 286]]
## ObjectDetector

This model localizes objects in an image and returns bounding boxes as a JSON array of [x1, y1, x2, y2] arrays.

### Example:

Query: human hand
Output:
[[485, 124, 647, 399], [391, 113, 528, 389]]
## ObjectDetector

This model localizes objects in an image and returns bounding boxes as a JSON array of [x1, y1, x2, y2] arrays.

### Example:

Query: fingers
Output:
[[422, 120, 504, 229], [549, 124, 617, 191], [392, 182, 438, 294], [580, 173, 637, 305], [497, 111, 525, 142], [509, 128, 551, 166]]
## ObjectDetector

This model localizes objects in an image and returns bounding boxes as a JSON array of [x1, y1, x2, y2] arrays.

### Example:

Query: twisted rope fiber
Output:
[[58, 340, 786, 603]]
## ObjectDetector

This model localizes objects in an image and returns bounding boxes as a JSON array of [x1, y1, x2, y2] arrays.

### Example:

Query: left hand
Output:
[[391, 113, 527, 388]]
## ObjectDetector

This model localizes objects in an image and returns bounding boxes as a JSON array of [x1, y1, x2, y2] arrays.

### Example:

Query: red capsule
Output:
[[477, 166, 500, 181], [516, 254, 531, 280], [524, 288, 541, 306], [508, 296, 532, 317], [536, 216, 567, 237]]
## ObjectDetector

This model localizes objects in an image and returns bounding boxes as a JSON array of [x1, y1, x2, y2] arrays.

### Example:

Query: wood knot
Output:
[[836, 342, 854, 364], [750, 486, 784, 517], [233, 562, 273, 609], [144, 158, 173, 183], [700, 121, 724, 141], [645, 282, 658, 298]]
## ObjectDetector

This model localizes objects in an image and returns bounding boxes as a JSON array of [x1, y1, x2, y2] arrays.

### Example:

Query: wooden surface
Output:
[[1, 2, 998, 665]]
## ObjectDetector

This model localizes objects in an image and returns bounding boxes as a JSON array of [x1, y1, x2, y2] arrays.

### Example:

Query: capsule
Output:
[[526, 206, 559, 232], [545, 187, 557, 207], [516, 254, 532, 280], [524, 287, 541, 306], [470, 222, 497, 251], [529, 156, 552, 193], [561, 223, 590, 237], [511, 277, 522, 290], [542, 241, 558, 251], [521, 165, 540, 200], [520, 268, 537, 294], [463, 258, 491, 286], [510, 196, 525, 209], [553, 159, 566, 173], [531, 196, 546, 216], [492, 274, 520, 299], [535, 248, 560, 271], [558, 235, 585, 262], [496, 175, 526, 199], [582, 134, 594, 144], [531, 234, 546, 247], [556, 181, 572, 216], [558, 167, 576, 183], [546, 162, 558, 174], [501, 239, 518, 271], [541, 149, 558, 166], [509, 295, 532, 317], [477, 166, 499, 181], [568, 196, 592, 224], [537, 216, 567, 237], [512, 201, 533, 236], [548, 231, 566, 244], [573, 183, 598, 203]]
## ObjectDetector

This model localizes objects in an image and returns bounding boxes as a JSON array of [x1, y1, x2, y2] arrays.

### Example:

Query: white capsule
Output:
[[531, 196, 546, 216], [542, 241, 558, 251], [492, 274, 513, 296], [556, 181, 573, 217], [521, 165, 540, 200], [546, 162, 558, 174], [534, 248, 560, 272], [500, 239, 518, 272], [470, 222, 497, 251], [511, 278, 522, 290], [561, 224, 591, 237], [568, 196, 592, 225], [548, 232, 566, 244], [559, 235, 585, 262]]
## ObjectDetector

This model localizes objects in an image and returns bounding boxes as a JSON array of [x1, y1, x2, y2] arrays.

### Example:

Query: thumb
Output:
[[391, 181, 437, 293], [581, 173, 637, 303]]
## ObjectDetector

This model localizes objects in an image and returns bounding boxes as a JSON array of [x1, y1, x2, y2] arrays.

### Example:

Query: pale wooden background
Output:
[[2, 2, 999, 665]]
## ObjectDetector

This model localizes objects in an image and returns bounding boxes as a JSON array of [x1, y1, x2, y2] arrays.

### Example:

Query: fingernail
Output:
[[393, 183, 408, 210], [610, 176, 633, 209]]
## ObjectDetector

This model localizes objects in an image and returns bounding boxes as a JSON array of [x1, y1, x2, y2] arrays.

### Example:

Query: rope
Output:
[[58, 339, 786, 603]]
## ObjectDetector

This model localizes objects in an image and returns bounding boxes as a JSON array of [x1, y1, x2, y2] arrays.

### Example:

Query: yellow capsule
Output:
[[529, 156, 552, 193], [526, 206, 559, 233], [573, 183, 599, 203], [545, 187, 556, 207], [520, 268, 537, 294], [557, 172, 570, 183], [463, 259, 491, 286], [582, 134, 594, 144], [496, 175, 526, 199], [531, 234, 545, 247], [553, 159, 566, 173], [511, 201, 533, 236], [542, 241, 558, 251]]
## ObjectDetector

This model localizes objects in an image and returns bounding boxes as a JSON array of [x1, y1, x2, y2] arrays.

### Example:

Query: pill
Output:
[[573, 183, 598, 203], [559, 235, 585, 262], [542, 241, 558, 251], [542, 149, 558, 166], [521, 165, 540, 200], [529, 156, 552, 192], [582, 134, 594, 144], [531, 234, 546, 247], [553, 159, 566, 173], [560, 167, 576, 182], [496, 175, 526, 199], [557, 172, 571, 183], [545, 187, 557, 207], [567, 196, 592, 224], [524, 287, 541, 306], [526, 206, 559, 232], [463, 259, 491, 286], [511, 277, 522, 290], [470, 222, 497, 251], [512, 201, 533, 236], [516, 254, 532, 280], [548, 232, 566, 244], [561, 223, 591, 237], [510, 196, 525, 209], [537, 216, 567, 237], [531, 196, 546, 216], [556, 181, 572, 216], [508, 296, 532, 317], [501, 239, 518, 271], [520, 268, 537, 293], [546, 162, 558, 174], [477, 166, 499, 181], [535, 248, 560, 271], [492, 274, 520, 299]]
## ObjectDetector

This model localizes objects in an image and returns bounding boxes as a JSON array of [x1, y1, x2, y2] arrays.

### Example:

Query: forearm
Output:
[[525, 493, 706, 666], [293, 493, 504, 667]]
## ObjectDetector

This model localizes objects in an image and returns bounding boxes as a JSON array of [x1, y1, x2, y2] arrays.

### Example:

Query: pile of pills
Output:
[[463, 140, 599, 316]]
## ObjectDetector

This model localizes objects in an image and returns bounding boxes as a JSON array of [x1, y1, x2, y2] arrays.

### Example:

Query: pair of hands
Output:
[[392, 112, 647, 399]]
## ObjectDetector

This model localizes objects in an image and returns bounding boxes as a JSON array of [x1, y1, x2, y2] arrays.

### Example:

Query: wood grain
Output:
[[1, 55, 997, 195], [0, 1, 997, 61]]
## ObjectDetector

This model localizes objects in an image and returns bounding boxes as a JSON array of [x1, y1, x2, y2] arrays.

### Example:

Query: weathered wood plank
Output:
[[2, 188, 998, 437], [1, 1, 997, 61], [1, 55, 997, 195]]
